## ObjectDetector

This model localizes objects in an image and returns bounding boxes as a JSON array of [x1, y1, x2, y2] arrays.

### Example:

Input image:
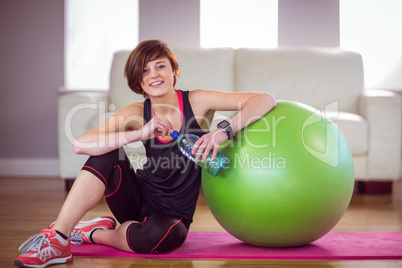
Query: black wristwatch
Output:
[[217, 120, 236, 140]]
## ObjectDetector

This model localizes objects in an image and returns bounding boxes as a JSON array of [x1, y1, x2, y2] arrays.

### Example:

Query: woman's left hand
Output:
[[191, 129, 228, 162]]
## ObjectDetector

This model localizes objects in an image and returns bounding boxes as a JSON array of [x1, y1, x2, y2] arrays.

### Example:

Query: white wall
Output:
[[278, 0, 339, 47], [139, 0, 200, 47]]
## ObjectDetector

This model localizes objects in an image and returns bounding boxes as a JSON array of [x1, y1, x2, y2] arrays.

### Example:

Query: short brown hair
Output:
[[124, 40, 180, 98]]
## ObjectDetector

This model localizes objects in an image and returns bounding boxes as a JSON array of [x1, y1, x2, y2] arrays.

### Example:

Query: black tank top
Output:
[[136, 90, 207, 222]]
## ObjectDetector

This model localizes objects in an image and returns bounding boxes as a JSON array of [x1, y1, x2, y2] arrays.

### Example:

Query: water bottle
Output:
[[171, 130, 229, 177]]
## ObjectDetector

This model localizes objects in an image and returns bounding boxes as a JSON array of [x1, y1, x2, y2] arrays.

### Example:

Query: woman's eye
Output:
[[156, 65, 165, 70], [143, 68, 150, 74]]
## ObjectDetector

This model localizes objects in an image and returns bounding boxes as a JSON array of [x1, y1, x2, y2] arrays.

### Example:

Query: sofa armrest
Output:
[[58, 91, 109, 179], [359, 89, 401, 180]]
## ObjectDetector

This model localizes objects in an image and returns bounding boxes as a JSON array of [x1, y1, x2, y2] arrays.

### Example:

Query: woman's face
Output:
[[140, 56, 175, 98]]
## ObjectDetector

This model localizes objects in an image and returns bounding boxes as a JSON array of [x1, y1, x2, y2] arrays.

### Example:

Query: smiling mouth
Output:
[[150, 81, 164, 87]]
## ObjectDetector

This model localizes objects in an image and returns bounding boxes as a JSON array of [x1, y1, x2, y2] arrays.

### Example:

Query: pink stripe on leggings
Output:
[[83, 165, 107, 185], [150, 218, 182, 254], [104, 165, 122, 198]]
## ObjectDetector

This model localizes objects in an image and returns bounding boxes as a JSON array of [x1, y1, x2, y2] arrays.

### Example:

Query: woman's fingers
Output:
[[192, 132, 223, 162], [154, 119, 172, 137], [201, 143, 213, 162], [191, 138, 202, 155], [141, 117, 172, 140]]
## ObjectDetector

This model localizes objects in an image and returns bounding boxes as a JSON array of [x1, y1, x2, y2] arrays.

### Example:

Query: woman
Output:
[[15, 40, 276, 267]]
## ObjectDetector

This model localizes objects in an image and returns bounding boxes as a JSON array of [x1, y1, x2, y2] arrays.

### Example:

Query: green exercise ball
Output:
[[202, 101, 355, 247]]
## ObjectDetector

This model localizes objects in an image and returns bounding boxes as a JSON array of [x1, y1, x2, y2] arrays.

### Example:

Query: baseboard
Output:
[[0, 158, 59, 176]]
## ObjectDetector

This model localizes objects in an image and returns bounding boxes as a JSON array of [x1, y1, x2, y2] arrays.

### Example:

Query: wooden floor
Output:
[[1, 176, 401, 268]]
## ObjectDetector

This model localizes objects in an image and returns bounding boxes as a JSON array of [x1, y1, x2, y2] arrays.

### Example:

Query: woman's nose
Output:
[[150, 68, 159, 78]]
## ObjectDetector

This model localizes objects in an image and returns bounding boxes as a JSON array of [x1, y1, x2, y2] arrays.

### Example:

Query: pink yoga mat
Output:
[[71, 232, 402, 259]]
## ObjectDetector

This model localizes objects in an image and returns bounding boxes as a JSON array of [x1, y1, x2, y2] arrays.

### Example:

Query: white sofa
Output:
[[58, 47, 402, 182]]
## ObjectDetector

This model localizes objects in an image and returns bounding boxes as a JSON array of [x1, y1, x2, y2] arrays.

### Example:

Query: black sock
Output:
[[89, 228, 99, 244], [55, 230, 68, 240]]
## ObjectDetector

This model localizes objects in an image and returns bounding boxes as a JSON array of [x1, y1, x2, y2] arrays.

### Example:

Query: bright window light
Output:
[[200, 0, 278, 48], [65, 0, 138, 90], [340, 0, 402, 90]]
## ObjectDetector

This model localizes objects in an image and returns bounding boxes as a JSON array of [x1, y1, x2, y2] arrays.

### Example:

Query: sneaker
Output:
[[14, 229, 73, 268], [50, 216, 116, 246]]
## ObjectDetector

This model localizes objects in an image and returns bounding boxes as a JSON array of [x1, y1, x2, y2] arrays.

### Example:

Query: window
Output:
[[200, 0, 278, 48], [65, 0, 138, 90], [340, 0, 402, 90]]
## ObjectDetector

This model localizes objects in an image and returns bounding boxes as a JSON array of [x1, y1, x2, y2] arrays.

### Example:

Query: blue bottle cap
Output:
[[171, 130, 179, 139]]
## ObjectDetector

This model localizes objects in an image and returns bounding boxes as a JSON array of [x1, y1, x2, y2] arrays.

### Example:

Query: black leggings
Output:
[[81, 148, 189, 254]]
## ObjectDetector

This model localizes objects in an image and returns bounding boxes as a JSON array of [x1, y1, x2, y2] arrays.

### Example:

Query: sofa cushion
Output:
[[329, 111, 368, 155], [109, 51, 146, 110], [235, 48, 364, 114], [172, 47, 235, 92]]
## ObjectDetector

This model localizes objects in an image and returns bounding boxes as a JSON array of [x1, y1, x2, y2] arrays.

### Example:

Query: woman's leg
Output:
[[81, 214, 187, 254], [91, 214, 189, 253], [50, 148, 188, 254], [90, 221, 135, 251], [52, 170, 105, 236], [15, 149, 138, 267], [52, 148, 138, 237], [125, 214, 189, 254], [59, 148, 146, 251]]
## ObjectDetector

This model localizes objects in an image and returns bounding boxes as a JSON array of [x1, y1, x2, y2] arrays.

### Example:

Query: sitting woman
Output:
[[15, 39, 276, 268]]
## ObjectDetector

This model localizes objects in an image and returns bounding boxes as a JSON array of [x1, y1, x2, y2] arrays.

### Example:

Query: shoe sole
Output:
[[49, 216, 116, 230], [74, 217, 116, 229], [14, 255, 73, 268]]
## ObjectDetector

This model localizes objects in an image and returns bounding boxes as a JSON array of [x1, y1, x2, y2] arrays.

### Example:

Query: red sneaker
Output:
[[14, 229, 72, 268], [49, 216, 116, 246], [68, 216, 116, 246]]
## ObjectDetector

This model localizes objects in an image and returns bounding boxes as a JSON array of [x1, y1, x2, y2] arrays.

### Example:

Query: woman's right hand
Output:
[[140, 117, 173, 140]]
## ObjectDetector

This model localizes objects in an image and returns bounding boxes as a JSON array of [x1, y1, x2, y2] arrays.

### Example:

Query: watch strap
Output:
[[217, 120, 236, 140]]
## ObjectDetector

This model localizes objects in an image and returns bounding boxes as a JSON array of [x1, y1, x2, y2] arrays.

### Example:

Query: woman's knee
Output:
[[85, 148, 122, 167], [81, 148, 124, 186], [126, 214, 188, 254]]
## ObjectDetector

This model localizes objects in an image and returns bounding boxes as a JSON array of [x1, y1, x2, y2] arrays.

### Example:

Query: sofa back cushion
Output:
[[109, 51, 145, 110], [172, 47, 235, 92], [235, 48, 364, 113], [109, 48, 236, 110]]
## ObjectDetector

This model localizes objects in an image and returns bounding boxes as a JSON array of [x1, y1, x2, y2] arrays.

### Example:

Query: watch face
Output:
[[218, 120, 230, 129]]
